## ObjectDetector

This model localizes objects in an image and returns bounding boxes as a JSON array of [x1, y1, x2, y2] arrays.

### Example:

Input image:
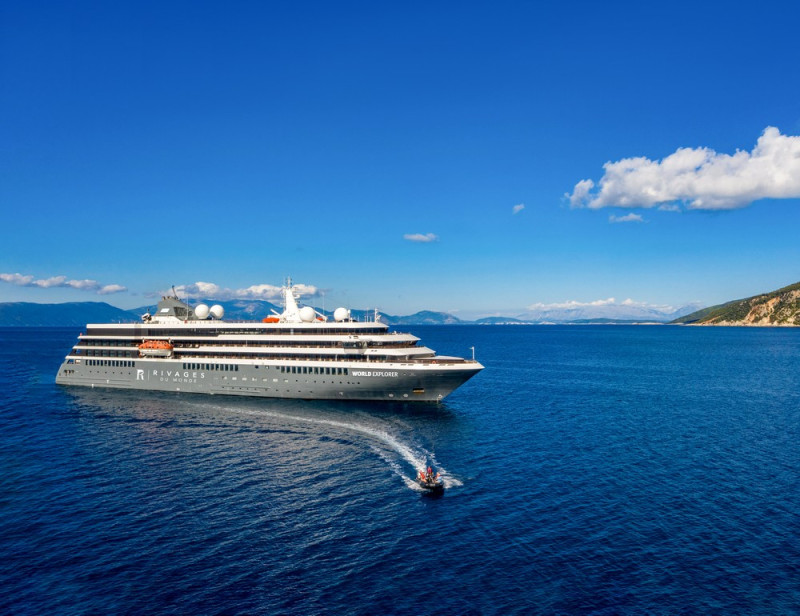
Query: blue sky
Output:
[[3, 1, 800, 317]]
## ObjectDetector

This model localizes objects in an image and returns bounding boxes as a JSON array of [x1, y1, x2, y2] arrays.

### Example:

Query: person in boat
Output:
[[419, 465, 442, 486]]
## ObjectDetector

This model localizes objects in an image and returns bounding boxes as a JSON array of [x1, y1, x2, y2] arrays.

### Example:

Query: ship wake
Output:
[[222, 405, 461, 491]]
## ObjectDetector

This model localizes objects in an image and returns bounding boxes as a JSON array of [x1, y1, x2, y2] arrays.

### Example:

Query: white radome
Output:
[[299, 306, 316, 322], [210, 304, 225, 319], [333, 307, 350, 322], [194, 304, 210, 319]]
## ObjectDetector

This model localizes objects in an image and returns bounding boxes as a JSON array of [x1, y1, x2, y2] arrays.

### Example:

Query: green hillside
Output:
[[673, 281, 800, 326]]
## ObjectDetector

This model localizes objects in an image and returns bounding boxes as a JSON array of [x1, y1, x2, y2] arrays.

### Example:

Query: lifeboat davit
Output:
[[138, 339, 174, 358]]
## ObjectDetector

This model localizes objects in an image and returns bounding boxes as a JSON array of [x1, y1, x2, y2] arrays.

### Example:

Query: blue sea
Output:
[[2, 325, 800, 615]]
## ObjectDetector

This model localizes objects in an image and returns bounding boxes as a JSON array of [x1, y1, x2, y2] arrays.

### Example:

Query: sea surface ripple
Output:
[[1, 325, 799, 614]]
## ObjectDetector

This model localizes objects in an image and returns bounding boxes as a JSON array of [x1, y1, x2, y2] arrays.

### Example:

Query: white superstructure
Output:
[[56, 281, 483, 402]]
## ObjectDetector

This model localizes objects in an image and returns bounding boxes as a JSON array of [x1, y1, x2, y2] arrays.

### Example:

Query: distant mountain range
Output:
[[672, 281, 800, 326], [514, 302, 704, 323], [6, 283, 794, 327], [0, 302, 138, 327], [0, 297, 704, 326]]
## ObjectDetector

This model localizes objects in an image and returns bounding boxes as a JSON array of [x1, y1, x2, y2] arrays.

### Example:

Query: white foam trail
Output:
[[371, 445, 425, 491], [441, 476, 463, 488], [220, 406, 456, 489]]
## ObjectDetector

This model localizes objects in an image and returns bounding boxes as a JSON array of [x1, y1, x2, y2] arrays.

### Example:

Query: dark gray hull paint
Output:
[[56, 358, 482, 402]]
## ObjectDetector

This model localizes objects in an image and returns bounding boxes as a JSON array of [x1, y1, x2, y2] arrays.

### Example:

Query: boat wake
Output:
[[221, 405, 461, 491]]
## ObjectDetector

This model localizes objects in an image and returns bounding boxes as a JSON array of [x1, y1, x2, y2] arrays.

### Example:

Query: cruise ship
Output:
[[56, 282, 484, 402]]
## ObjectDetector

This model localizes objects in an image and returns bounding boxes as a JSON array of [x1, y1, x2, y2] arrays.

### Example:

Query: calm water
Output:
[[1, 325, 799, 615]]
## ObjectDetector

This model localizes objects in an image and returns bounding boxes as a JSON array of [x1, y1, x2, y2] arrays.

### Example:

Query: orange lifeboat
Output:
[[262, 317, 280, 323], [138, 339, 174, 357]]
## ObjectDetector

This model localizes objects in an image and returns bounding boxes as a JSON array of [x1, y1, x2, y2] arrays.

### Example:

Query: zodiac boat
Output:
[[417, 467, 444, 493]]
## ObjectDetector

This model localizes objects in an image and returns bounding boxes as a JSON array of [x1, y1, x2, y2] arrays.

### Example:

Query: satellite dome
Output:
[[194, 304, 209, 320], [333, 307, 350, 322], [210, 304, 225, 319], [299, 306, 316, 322]]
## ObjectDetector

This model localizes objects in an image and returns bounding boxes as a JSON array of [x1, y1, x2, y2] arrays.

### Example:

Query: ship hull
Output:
[[56, 358, 482, 402]]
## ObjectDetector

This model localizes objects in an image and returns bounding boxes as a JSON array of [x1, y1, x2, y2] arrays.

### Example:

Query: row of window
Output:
[[65, 358, 132, 368], [281, 365, 349, 376], [67, 358, 354, 376], [75, 350, 137, 358], [72, 348, 418, 362], [183, 363, 239, 372], [179, 362, 350, 376], [79, 339, 415, 349], [87, 327, 387, 337], [87, 359, 135, 367]]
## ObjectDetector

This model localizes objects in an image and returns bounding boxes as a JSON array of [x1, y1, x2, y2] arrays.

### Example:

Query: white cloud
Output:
[[0, 273, 34, 286], [568, 126, 800, 210], [237, 284, 281, 300], [178, 281, 223, 297], [512, 203, 525, 215], [173, 281, 319, 301], [609, 213, 644, 223], [0, 272, 127, 294], [34, 276, 68, 288], [526, 297, 676, 312], [527, 297, 618, 310], [403, 233, 438, 243], [66, 279, 101, 290]]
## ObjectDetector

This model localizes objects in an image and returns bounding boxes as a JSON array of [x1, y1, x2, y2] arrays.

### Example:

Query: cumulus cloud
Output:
[[172, 281, 319, 301], [0, 273, 34, 286], [527, 297, 676, 312], [67, 279, 103, 291], [403, 233, 439, 243], [512, 203, 525, 215], [32, 276, 68, 288], [568, 126, 800, 211], [609, 213, 644, 223], [0, 272, 127, 294], [527, 297, 618, 310], [177, 281, 223, 298]]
